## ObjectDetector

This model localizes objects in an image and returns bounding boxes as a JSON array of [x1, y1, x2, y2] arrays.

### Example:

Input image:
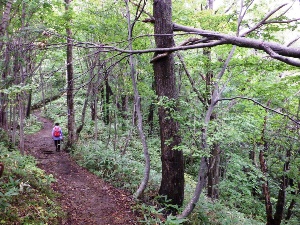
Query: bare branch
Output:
[[265, 18, 300, 24], [176, 52, 206, 104], [225, 2, 235, 14], [216, 96, 300, 125], [150, 52, 168, 63], [130, 0, 154, 21], [150, 37, 204, 62], [276, 0, 296, 18], [241, 3, 288, 36], [237, 0, 255, 35]]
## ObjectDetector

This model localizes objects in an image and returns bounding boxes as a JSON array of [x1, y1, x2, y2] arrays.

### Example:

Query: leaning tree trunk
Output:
[[65, 0, 76, 150], [153, 0, 184, 207]]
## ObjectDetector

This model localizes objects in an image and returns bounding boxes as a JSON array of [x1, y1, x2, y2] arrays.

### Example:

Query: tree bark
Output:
[[0, 0, 13, 50], [76, 80, 92, 139], [153, 0, 184, 207], [25, 90, 32, 118], [147, 102, 155, 135], [179, 45, 236, 219], [65, 0, 76, 151], [205, 0, 221, 198], [0, 0, 14, 129], [207, 141, 220, 199], [273, 147, 291, 225], [105, 80, 113, 125], [18, 94, 25, 155], [259, 149, 274, 225], [0, 43, 10, 129], [124, 0, 151, 199], [259, 103, 274, 225]]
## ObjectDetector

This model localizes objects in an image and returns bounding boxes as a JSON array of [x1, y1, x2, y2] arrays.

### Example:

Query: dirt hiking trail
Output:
[[24, 111, 139, 225]]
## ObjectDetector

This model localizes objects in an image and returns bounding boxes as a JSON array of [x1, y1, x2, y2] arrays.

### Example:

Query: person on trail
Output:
[[52, 123, 63, 152]]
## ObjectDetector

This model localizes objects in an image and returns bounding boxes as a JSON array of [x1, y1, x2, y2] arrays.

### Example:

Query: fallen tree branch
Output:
[[31, 92, 65, 110]]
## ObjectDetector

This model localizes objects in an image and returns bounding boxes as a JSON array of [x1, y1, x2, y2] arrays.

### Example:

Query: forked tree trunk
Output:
[[153, 0, 184, 207]]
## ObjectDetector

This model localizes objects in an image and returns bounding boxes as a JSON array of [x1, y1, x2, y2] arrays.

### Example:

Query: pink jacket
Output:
[[52, 126, 63, 140]]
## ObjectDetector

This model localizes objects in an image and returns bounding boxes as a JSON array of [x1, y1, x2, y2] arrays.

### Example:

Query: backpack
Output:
[[53, 127, 61, 137]]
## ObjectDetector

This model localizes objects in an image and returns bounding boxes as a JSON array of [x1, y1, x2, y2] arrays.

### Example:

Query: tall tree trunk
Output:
[[0, 7, 13, 128], [147, 80, 155, 136], [205, 0, 221, 200], [65, 0, 76, 150], [11, 101, 17, 146], [39, 66, 46, 112], [105, 80, 113, 125], [207, 139, 220, 199], [273, 147, 291, 225], [76, 77, 92, 139], [178, 45, 236, 219], [18, 94, 25, 155], [147, 102, 155, 135], [0, 0, 13, 50], [26, 90, 32, 118], [153, 0, 184, 207], [259, 150, 274, 225], [125, 0, 150, 199], [0, 43, 10, 129], [91, 92, 97, 121], [259, 102, 274, 225]]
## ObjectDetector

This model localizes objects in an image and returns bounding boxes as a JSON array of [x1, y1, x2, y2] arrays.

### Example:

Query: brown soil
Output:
[[24, 111, 140, 225]]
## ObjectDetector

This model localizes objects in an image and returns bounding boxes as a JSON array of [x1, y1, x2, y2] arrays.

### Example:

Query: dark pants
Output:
[[54, 140, 61, 151]]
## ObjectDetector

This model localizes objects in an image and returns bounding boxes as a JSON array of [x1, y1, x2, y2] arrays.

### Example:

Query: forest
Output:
[[0, 0, 300, 224]]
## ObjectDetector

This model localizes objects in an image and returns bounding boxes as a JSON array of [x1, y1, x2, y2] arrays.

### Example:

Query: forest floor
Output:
[[24, 111, 140, 225]]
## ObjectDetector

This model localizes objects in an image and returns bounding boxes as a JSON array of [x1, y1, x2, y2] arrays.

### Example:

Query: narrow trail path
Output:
[[24, 112, 139, 225]]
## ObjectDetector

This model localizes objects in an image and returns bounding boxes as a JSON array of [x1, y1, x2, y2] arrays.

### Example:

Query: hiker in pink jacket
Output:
[[52, 123, 63, 152]]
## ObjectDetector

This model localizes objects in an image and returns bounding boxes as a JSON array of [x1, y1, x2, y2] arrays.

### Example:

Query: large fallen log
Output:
[[31, 92, 65, 110]]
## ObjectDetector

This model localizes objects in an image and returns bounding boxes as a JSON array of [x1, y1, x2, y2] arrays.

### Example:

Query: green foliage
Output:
[[72, 140, 161, 193], [24, 115, 43, 134], [186, 195, 265, 225], [218, 152, 265, 220], [0, 146, 62, 224], [2, 0, 300, 223], [135, 202, 188, 225]]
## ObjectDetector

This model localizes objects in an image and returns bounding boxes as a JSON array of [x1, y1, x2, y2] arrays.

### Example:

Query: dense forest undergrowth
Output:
[[1, 107, 269, 225], [1, 0, 300, 224], [0, 111, 139, 224]]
